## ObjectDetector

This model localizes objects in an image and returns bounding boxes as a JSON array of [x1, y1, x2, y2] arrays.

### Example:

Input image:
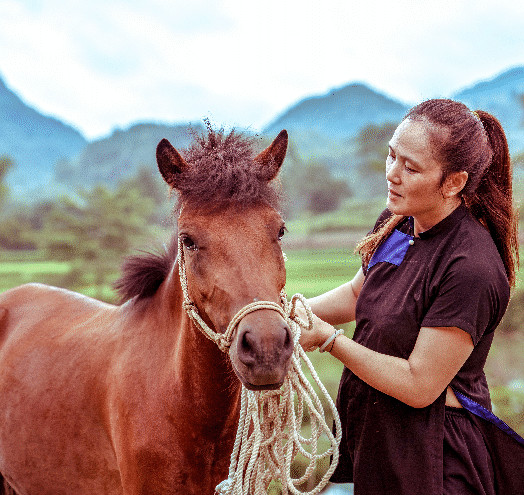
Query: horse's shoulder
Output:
[[0, 282, 53, 303], [0, 283, 114, 312]]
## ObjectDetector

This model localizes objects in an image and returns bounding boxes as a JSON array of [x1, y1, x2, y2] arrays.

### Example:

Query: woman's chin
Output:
[[386, 198, 402, 213]]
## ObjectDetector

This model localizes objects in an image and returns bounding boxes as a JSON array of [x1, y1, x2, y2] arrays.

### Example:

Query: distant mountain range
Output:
[[0, 77, 87, 199], [264, 82, 409, 138], [1, 66, 523, 201], [54, 122, 203, 192]]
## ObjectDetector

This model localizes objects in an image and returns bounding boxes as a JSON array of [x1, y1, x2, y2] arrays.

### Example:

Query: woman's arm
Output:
[[301, 319, 474, 408], [306, 267, 365, 325]]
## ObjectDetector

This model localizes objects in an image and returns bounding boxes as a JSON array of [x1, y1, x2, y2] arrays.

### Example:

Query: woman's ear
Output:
[[442, 171, 469, 198]]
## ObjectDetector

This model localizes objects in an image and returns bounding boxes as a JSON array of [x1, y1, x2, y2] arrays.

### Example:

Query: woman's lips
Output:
[[388, 188, 402, 198]]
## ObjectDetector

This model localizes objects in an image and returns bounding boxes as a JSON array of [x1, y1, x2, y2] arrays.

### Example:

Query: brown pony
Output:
[[0, 128, 293, 494]]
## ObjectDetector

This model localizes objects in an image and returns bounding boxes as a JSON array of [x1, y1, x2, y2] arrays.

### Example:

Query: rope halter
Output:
[[177, 236, 341, 495], [178, 236, 295, 353]]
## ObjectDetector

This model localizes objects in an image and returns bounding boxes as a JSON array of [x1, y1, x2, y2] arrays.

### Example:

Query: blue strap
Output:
[[454, 389, 524, 446], [367, 229, 414, 271]]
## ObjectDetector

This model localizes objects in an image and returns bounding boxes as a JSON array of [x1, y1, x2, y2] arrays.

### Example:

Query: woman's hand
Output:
[[295, 306, 335, 352]]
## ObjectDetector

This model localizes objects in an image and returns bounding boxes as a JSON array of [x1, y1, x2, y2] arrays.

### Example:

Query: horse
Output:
[[0, 127, 293, 494]]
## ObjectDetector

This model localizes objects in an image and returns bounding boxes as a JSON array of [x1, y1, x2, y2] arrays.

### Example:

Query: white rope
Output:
[[177, 239, 342, 494]]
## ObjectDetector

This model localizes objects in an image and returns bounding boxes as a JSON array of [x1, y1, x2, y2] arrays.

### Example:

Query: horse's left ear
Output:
[[254, 130, 288, 181], [156, 138, 188, 188]]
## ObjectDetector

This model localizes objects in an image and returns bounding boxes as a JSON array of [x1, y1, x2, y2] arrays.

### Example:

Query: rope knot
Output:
[[216, 334, 232, 353], [183, 300, 196, 313]]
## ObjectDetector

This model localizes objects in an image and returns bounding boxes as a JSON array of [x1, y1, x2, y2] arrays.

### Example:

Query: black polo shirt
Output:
[[331, 204, 511, 494]]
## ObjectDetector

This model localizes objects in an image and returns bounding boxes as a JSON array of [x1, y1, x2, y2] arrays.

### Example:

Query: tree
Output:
[[120, 166, 171, 224], [353, 122, 397, 174], [0, 155, 14, 207], [0, 156, 34, 249], [283, 159, 351, 215], [0, 213, 38, 250], [41, 182, 156, 299]]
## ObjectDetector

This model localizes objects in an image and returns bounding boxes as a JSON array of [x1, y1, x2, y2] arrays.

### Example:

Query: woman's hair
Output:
[[357, 99, 519, 286]]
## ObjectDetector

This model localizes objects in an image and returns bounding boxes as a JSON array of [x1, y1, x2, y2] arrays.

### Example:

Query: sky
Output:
[[1, 0, 524, 140]]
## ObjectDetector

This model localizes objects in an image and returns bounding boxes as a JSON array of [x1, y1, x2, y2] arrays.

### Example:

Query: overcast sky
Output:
[[1, 0, 523, 140]]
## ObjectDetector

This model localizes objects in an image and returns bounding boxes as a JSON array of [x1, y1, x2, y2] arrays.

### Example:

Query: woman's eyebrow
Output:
[[388, 142, 422, 169]]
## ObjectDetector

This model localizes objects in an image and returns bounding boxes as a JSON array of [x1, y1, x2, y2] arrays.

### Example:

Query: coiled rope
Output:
[[178, 238, 342, 494]]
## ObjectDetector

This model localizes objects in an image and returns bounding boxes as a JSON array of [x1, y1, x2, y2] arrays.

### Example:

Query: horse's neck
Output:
[[153, 262, 241, 419]]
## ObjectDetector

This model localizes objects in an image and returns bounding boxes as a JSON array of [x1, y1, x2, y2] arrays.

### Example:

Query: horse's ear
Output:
[[254, 130, 288, 181], [156, 138, 188, 188]]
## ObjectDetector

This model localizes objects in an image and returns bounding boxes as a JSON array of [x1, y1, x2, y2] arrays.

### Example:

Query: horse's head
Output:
[[156, 128, 293, 390]]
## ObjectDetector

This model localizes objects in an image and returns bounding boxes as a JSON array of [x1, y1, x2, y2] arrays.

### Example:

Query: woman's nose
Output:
[[386, 159, 400, 183]]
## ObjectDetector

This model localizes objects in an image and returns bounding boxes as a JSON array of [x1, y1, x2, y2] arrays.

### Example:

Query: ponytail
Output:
[[467, 110, 519, 286]]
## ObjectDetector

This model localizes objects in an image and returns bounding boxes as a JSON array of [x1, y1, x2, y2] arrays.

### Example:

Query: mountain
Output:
[[55, 122, 203, 190], [0, 76, 87, 199], [265, 67, 524, 156], [453, 66, 524, 153], [264, 83, 409, 142], [1, 65, 523, 203]]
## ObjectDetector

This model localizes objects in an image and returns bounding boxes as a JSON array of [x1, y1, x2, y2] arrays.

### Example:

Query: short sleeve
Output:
[[421, 257, 510, 345]]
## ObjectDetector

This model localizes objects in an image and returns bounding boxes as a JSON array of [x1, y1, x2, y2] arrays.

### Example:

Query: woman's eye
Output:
[[181, 235, 197, 251], [278, 226, 287, 241], [405, 165, 417, 173]]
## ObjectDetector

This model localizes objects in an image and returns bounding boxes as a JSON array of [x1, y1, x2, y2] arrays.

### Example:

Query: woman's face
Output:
[[386, 118, 452, 233]]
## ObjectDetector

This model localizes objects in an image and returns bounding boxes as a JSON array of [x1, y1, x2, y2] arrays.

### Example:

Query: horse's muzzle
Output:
[[230, 310, 293, 390]]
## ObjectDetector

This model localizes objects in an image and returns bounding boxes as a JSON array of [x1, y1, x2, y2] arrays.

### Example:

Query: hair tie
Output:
[[472, 110, 482, 122]]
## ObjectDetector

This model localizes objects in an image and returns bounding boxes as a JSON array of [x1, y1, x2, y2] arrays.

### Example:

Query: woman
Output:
[[299, 99, 523, 494]]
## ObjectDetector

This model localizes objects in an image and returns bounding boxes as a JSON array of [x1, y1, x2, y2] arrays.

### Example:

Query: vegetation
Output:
[[0, 155, 13, 207], [353, 122, 398, 174]]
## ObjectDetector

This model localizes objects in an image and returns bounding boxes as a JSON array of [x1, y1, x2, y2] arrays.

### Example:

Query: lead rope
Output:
[[177, 239, 341, 495]]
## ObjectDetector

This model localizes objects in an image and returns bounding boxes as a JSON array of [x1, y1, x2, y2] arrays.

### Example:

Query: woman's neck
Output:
[[413, 197, 462, 236]]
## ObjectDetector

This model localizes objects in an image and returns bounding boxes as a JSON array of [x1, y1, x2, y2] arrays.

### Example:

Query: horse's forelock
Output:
[[173, 129, 282, 211], [116, 129, 283, 304]]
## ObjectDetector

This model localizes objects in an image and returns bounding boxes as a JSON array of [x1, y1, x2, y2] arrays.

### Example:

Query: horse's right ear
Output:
[[254, 130, 288, 181], [156, 138, 188, 188]]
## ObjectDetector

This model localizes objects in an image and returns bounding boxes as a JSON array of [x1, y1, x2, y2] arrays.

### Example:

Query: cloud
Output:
[[1, 0, 523, 139]]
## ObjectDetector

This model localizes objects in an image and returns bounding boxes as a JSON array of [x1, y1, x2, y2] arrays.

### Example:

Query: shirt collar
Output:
[[415, 203, 468, 240]]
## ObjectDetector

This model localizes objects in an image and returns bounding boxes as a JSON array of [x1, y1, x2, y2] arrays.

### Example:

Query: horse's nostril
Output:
[[238, 330, 257, 365], [282, 324, 293, 354]]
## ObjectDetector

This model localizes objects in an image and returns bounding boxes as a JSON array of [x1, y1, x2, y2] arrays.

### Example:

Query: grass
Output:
[[285, 198, 385, 236], [0, 258, 72, 293], [283, 248, 361, 298], [0, 246, 362, 301]]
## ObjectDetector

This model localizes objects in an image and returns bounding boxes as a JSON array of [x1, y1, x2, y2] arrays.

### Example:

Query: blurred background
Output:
[[1, 0, 523, 491]]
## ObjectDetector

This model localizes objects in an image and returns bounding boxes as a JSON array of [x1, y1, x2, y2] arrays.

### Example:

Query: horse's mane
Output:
[[114, 237, 178, 304], [114, 126, 282, 304]]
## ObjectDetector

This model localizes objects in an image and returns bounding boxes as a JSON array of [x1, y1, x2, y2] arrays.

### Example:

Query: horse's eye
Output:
[[181, 235, 197, 251], [278, 226, 286, 241]]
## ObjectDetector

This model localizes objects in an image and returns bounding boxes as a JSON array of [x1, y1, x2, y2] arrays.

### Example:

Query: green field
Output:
[[284, 248, 360, 297], [0, 247, 361, 300]]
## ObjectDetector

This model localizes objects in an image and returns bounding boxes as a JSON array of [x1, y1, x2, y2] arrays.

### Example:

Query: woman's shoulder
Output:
[[448, 210, 510, 289], [456, 209, 503, 258]]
